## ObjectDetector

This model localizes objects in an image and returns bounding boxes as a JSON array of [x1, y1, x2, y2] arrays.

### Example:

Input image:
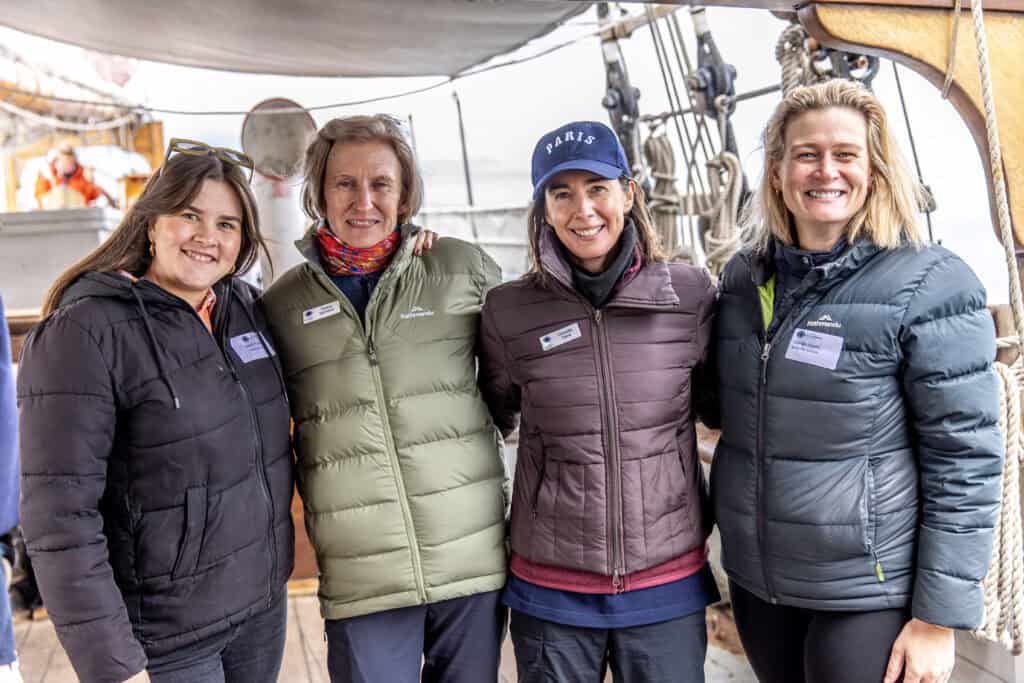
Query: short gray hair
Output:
[[300, 114, 423, 225]]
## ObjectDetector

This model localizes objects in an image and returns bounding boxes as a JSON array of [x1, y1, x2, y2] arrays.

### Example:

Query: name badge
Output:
[[540, 322, 582, 351], [230, 332, 276, 364], [785, 329, 843, 370], [303, 301, 341, 325]]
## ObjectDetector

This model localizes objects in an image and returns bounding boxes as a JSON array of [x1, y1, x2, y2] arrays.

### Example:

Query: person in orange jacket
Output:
[[34, 144, 116, 209]]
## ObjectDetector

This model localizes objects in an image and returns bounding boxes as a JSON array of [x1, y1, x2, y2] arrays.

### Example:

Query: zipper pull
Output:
[[367, 337, 378, 366], [874, 560, 886, 583], [760, 342, 772, 384], [612, 571, 623, 593], [594, 310, 603, 323]]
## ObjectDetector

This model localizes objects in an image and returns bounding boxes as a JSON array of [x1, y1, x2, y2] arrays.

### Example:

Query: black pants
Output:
[[147, 587, 287, 683], [509, 608, 707, 683], [730, 580, 909, 683], [326, 590, 507, 683]]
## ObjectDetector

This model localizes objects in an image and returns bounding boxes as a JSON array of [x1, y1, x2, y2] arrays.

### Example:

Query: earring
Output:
[[149, 242, 155, 257]]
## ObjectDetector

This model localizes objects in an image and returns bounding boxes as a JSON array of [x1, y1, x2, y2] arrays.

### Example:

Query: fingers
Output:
[[883, 643, 905, 683], [412, 230, 439, 256]]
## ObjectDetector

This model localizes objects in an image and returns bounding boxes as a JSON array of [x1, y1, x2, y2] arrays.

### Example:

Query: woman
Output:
[[260, 114, 508, 683], [478, 121, 718, 682], [18, 143, 294, 683], [711, 79, 1003, 683]]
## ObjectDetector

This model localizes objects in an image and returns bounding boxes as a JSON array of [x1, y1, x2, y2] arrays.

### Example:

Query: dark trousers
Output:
[[730, 580, 909, 683], [509, 608, 707, 683], [147, 587, 287, 683], [326, 590, 507, 683]]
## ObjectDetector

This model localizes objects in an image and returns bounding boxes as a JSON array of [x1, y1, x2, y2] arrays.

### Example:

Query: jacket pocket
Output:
[[171, 486, 208, 580]]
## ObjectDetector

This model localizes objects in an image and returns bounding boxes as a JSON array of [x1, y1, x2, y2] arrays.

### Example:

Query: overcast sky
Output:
[[0, 4, 1007, 301]]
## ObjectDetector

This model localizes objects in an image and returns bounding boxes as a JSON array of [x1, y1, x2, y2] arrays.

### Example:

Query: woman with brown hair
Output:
[[18, 142, 295, 683], [261, 114, 508, 683], [478, 121, 719, 682], [711, 79, 1003, 683]]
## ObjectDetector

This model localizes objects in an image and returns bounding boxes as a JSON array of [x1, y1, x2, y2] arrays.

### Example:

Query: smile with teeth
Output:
[[572, 225, 605, 238], [807, 190, 844, 199], [347, 219, 379, 227], [183, 249, 216, 263]]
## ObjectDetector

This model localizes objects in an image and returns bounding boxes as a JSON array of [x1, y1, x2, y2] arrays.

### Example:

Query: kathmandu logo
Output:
[[806, 313, 842, 329], [400, 305, 435, 320]]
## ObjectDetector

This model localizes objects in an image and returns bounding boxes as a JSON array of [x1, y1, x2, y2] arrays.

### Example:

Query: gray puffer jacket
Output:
[[712, 239, 1003, 629]]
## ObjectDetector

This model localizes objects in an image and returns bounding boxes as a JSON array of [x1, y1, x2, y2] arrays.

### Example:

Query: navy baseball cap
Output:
[[531, 121, 630, 200]]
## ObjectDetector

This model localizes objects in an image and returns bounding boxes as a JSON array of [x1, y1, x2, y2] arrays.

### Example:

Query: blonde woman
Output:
[[711, 80, 1002, 683]]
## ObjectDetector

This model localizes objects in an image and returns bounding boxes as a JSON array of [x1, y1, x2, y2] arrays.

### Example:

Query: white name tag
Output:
[[302, 301, 341, 325], [785, 329, 843, 370], [539, 322, 582, 351], [230, 332, 275, 364]]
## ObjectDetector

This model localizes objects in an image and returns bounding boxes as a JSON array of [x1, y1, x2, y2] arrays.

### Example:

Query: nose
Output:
[[815, 154, 839, 179], [192, 219, 217, 245], [354, 183, 374, 210], [573, 193, 596, 219]]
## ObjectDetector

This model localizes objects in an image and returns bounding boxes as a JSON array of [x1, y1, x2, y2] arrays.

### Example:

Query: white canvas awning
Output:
[[0, 1, 592, 77]]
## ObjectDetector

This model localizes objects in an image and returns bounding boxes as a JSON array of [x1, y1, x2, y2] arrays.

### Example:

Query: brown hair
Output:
[[42, 152, 267, 315], [300, 114, 423, 225], [526, 177, 666, 274], [747, 79, 926, 251]]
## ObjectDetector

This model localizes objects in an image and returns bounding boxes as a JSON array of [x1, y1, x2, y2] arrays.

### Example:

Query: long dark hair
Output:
[[526, 177, 665, 276], [43, 153, 270, 315]]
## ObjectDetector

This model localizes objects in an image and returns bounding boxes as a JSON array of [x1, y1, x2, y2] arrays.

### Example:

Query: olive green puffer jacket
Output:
[[261, 224, 508, 620]]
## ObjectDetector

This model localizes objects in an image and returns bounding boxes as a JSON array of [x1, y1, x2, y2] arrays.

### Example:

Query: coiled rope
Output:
[[965, 0, 1024, 655]]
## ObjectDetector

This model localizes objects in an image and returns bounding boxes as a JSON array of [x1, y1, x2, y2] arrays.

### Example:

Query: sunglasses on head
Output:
[[159, 138, 255, 183]]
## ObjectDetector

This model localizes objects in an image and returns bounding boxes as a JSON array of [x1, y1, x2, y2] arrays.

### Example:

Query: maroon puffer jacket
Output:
[[479, 228, 716, 588]]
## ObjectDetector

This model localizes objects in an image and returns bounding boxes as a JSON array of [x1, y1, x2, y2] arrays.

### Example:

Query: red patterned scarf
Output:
[[316, 223, 401, 276]]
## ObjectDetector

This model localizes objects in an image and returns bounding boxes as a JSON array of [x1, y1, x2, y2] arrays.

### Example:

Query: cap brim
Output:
[[532, 159, 625, 200]]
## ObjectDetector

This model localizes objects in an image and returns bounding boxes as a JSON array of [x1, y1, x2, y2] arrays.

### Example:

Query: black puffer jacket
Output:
[[18, 273, 294, 683], [712, 240, 1002, 630]]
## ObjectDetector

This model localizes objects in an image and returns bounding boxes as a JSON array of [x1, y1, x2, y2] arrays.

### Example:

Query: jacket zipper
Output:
[[367, 336, 427, 603], [218, 290, 278, 608], [756, 337, 777, 602], [310, 258, 429, 604], [593, 309, 626, 592]]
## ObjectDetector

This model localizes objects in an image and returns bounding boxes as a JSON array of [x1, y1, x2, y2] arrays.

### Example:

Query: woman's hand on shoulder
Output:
[[883, 617, 955, 683], [123, 670, 151, 683], [413, 229, 439, 256]]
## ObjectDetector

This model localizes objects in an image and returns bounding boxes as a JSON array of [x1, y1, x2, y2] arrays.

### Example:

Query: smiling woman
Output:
[[18, 145, 296, 683], [145, 179, 243, 308], [712, 79, 1002, 683]]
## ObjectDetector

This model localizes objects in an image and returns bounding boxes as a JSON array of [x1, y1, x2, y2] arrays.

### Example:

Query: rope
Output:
[[643, 129, 687, 259], [942, 0, 964, 98], [775, 23, 810, 96], [976, 362, 1024, 655], [699, 102, 743, 275], [966, 0, 1024, 654], [0, 98, 138, 132]]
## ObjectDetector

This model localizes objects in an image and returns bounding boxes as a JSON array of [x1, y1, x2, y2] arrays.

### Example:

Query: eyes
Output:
[[793, 150, 861, 161], [335, 178, 395, 191], [180, 212, 239, 231], [550, 183, 611, 202]]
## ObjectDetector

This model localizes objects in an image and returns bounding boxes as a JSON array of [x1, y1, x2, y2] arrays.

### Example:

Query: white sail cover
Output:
[[0, 1, 591, 77]]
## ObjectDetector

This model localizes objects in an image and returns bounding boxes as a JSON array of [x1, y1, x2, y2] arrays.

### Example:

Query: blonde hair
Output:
[[746, 79, 925, 251], [300, 114, 423, 225], [526, 178, 666, 275]]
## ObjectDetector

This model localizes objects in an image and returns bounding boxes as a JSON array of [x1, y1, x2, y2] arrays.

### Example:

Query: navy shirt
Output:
[[330, 271, 385, 321], [503, 565, 720, 629]]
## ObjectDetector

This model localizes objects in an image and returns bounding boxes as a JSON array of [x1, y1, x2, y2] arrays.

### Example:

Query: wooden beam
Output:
[[800, 3, 1024, 246]]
